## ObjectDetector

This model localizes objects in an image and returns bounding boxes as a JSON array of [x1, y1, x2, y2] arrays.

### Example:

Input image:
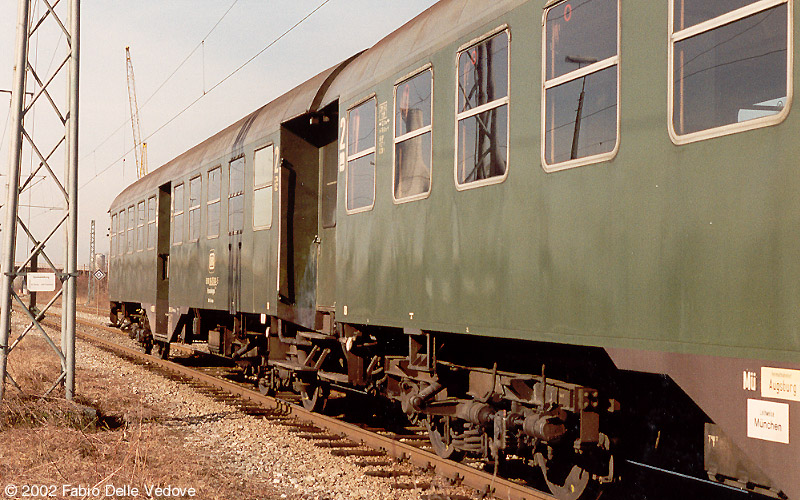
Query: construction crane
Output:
[[125, 46, 147, 179]]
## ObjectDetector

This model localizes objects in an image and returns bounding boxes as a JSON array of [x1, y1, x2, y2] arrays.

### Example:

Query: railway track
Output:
[[37, 311, 555, 500]]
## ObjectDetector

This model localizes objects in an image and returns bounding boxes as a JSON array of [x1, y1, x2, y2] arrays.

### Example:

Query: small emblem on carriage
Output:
[[208, 249, 216, 272]]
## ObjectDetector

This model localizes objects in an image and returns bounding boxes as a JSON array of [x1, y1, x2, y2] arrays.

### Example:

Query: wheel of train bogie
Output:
[[299, 381, 330, 412], [155, 340, 170, 360], [534, 449, 606, 500], [142, 338, 153, 355], [426, 415, 465, 462]]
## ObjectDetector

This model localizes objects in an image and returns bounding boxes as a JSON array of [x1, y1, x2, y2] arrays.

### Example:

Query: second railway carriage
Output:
[[110, 0, 800, 499]]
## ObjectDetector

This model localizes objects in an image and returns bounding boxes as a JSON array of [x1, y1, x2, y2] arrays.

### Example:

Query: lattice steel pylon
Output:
[[0, 0, 81, 402]]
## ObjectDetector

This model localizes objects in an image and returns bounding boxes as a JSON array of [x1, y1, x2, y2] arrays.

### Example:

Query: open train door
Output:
[[276, 101, 339, 331]]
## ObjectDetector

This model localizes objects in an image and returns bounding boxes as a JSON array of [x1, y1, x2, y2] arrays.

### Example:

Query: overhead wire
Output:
[[80, 0, 241, 161], [80, 0, 332, 191]]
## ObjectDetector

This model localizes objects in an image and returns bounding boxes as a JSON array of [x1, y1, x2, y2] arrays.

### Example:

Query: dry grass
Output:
[[0, 333, 282, 499]]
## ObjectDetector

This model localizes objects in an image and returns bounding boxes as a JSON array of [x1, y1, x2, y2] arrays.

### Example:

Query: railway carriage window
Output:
[[670, 0, 789, 141], [110, 214, 117, 257], [189, 176, 201, 241], [543, 0, 619, 170], [228, 157, 245, 233], [394, 69, 432, 201], [119, 210, 126, 255], [173, 183, 184, 245], [127, 206, 135, 253], [346, 97, 376, 212], [207, 166, 221, 238], [456, 31, 509, 187], [147, 195, 156, 249], [137, 201, 145, 251], [253, 145, 274, 229]]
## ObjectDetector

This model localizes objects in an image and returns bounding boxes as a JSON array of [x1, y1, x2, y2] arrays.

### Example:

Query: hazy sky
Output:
[[0, 0, 439, 267]]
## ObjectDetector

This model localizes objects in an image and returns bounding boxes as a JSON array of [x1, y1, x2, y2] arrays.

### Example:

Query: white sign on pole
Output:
[[27, 272, 57, 292]]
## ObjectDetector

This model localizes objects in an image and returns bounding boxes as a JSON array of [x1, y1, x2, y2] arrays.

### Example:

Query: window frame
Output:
[[392, 65, 434, 204], [172, 182, 184, 246], [188, 175, 202, 242], [207, 166, 221, 239], [540, 1, 621, 172], [453, 26, 511, 191], [136, 201, 145, 252], [147, 195, 157, 250], [345, 94, 378, 215], [253, 144, 275, 230], [667, 0, 793, 145], [119, 210, 126, 255]]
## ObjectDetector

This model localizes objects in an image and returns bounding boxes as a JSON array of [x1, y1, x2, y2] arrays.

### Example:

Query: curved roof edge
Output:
[[111, 58, 354, 210]]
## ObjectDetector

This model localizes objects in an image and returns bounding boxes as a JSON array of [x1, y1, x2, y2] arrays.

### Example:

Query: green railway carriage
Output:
[[110, 0, 800, 498]]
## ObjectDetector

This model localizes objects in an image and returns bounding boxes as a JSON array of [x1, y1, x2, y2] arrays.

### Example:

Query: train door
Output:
[[228, 156, 245, 314], [155, 182, 171, 335], [278, 102, 338, 330]]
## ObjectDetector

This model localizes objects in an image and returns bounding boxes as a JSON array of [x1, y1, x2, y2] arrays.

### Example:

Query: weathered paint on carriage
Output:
[[109, 0, 800, 496]]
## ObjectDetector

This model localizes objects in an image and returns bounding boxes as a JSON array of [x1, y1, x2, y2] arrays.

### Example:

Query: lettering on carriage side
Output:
[[377, 101, 390, 155], [743, 370, 758, 391], [747, 399, 789, 444], [761, 367, 800, 402]]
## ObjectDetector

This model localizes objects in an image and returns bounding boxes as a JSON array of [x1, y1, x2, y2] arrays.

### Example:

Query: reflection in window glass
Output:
[[346, 154, 375, 211], [545, 66, 617, 164], [137, 201, 145, 251], [348, 99, 376, 157], [456, 31, 509, 186], [208, 167, 220, 238], [347, 98, 376, 211], [395, 69, 432, 200], [672, 3, 788, 136], [674, 0, 759, 30], [458, 33, 508, 113], [173, 183, 184, 245], [127, 206, 135, 253], [543, 0, 618, 168], [545, 0, 617, 81], [254, 146, 273, 229], [457, 108, 508, 184], [229, 158, 244, 233], [147, 196, 157, 249]]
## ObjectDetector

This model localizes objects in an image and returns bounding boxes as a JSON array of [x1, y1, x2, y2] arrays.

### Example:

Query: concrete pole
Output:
[[64, 0, 80, 400], [0, 0, 31, 403]]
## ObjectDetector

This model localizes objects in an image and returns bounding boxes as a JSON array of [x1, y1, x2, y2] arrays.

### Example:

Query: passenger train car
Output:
[[109, 1, 800, 498]]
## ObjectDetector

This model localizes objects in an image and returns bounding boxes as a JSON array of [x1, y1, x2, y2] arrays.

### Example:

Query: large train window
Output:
[[110, 214, 117, 257], [189, 176, 201, 241], [172, 183, 184, 246], [253, 145, 273, 230], [126, 206, 135, 253], [228, 157, 245, 234], [542, 0, 619, 171], [346, 96, 376, 213], [207, 166, 221, 239], [456, 30, 509, 188], [136, 201, 145, 251], [669, 0, 790, 143], [394, 67, 432, 201], [147, 195, 156, 250]]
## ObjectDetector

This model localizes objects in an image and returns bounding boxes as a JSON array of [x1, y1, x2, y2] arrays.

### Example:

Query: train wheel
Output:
[[155, 341, 170, 360], [426, 415, 465, 462], [300, 381, 329, 412], [534, 451, 603, 500], [257, 369, 277, 396]]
